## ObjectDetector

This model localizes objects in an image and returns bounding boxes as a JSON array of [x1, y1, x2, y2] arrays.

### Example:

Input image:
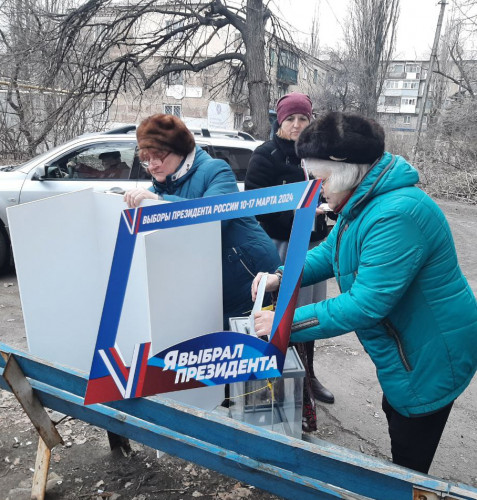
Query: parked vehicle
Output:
[[0, 125, 262, 273]]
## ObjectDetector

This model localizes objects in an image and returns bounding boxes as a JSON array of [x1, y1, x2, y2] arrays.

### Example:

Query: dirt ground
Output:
[[1, 198, 476, 499]]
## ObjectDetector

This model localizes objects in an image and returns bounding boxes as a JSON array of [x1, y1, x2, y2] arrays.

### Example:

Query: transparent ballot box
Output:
[[228, 317, 305, 438]]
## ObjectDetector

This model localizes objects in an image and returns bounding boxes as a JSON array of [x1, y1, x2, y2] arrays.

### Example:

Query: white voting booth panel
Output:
[[7, 189, 224, 409]]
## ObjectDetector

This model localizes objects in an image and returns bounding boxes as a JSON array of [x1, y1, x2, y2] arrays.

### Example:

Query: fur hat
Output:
[[276, 93, 312, 125], [295, 112, 385, 164], [136, 114, 195, 156]]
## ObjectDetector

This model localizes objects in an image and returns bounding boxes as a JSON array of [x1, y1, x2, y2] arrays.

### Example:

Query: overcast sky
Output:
[[273, 0, 451, 60]]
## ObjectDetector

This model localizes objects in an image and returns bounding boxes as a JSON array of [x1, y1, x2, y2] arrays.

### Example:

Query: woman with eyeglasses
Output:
[[124, 113, 281, 330], [245, 93, 335, 432]]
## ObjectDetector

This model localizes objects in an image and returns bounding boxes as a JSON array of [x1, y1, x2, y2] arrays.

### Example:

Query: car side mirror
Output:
[[32, 166, 47, 181], [43, 165, 73, 179]]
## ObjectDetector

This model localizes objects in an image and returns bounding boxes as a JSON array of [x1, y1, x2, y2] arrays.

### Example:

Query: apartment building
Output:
[[106, 43, 330, 132], [96, 2, 331, 132], [377, 61, 431, 132]]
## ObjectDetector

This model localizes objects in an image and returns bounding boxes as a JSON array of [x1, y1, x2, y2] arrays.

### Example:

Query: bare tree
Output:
[[306, 4, 320, 60], [0, 0, 109, 157], [310, 0, 399, 117], [344, 0, 400, 117], [433, 3, 477, 99], [311, 48, 360, 112], [48, 0, 298, 140], [413, 3, 477, 203]]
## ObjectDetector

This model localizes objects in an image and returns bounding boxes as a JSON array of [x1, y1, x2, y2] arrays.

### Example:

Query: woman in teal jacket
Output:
[[252, 111, 477, 473], [124, 113, 281, 329]]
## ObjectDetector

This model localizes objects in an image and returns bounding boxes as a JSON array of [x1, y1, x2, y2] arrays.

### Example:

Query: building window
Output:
[[164, 104, 182, 117], [277, 49, 299, 84], [403, 115, 411, 124], [405, 64, 420, 73], [401, 98, 416, 106], [390, 64, 404, 73], [93, 99, 110, 119], [165, 18, 185, 40], [402, 81, 419, 89], [313, 69, 318, 84], [234, 112, 243, 130], [385, 80, 400, 89], [167, 72, 183, 85], [269, 48, 276, 66], [278, 49, 299, 71], [384, 96, 400, 106]]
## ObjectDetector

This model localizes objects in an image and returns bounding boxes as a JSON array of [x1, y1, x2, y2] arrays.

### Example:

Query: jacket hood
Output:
[[341, 152, 420, 220]]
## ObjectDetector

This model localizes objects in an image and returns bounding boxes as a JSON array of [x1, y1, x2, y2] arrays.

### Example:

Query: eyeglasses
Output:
[[139, 150, 171, 169]]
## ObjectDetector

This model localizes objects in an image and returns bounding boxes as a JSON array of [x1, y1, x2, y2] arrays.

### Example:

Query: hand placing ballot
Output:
[[250, 272, 276, 339], [252, 309, 275, 339], [249, 273, 267, 337], [251, 272, 280, 301]]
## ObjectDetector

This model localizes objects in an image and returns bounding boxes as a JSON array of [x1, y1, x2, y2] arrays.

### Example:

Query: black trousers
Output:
[[305, 341, 316, 378], [382, 395, 454, 474]]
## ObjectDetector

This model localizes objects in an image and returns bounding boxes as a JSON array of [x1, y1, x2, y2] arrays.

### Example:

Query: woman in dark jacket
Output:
[[124, 113, 281, 329], [245, 93, 335, 431]]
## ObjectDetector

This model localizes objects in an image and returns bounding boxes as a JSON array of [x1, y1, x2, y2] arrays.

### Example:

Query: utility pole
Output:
[[414, 0, 447, 161]]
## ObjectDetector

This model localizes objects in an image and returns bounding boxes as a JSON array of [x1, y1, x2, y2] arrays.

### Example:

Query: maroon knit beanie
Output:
[[136, 114, 195, 156], [276, 93, 313, 125]]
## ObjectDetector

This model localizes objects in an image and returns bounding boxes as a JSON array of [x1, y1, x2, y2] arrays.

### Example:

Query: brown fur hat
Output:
[[296, 112, 385, 164], [136, 114, 195, 156]]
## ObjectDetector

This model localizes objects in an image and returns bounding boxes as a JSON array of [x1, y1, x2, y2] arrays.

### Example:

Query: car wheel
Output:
[[0, 226, 11, 275]]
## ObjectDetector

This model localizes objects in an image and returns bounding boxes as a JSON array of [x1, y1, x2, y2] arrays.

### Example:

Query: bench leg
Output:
[[107, 431, 132, 455]]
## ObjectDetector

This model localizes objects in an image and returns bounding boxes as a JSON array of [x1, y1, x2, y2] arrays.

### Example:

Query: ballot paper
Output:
[[249, 273, 268, 337], [319, 202, 332, 212]]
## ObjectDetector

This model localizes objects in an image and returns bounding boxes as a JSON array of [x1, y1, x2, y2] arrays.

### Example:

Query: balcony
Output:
[[383, 89, 404, 97], [400, 104, 417, 114], [387, 71, 406, 79], [277, 65, 298, 85], [400, 88, 419, 97], [377, 105, 401, 114]]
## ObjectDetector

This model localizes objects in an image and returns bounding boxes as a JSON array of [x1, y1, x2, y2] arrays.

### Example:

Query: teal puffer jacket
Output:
[[291, 152, 477, 417]]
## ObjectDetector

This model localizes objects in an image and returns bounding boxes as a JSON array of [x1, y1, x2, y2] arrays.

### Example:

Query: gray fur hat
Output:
[[295, 111, 385, 164]]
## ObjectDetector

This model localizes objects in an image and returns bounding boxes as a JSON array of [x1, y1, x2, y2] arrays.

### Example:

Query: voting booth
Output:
[[7, 189, 225, 410], [7, 180, 320, 411]]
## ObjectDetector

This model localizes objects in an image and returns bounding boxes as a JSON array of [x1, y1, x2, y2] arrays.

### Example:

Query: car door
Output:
[[201, 143, 256, 191], [19, 139, 149, 205]]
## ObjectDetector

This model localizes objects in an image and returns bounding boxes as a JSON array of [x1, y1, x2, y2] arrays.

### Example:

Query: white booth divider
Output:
[[8, 189, 224, 409]]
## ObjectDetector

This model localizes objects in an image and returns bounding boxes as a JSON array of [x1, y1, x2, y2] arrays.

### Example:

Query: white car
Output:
[[0, 125, 261, 273]]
